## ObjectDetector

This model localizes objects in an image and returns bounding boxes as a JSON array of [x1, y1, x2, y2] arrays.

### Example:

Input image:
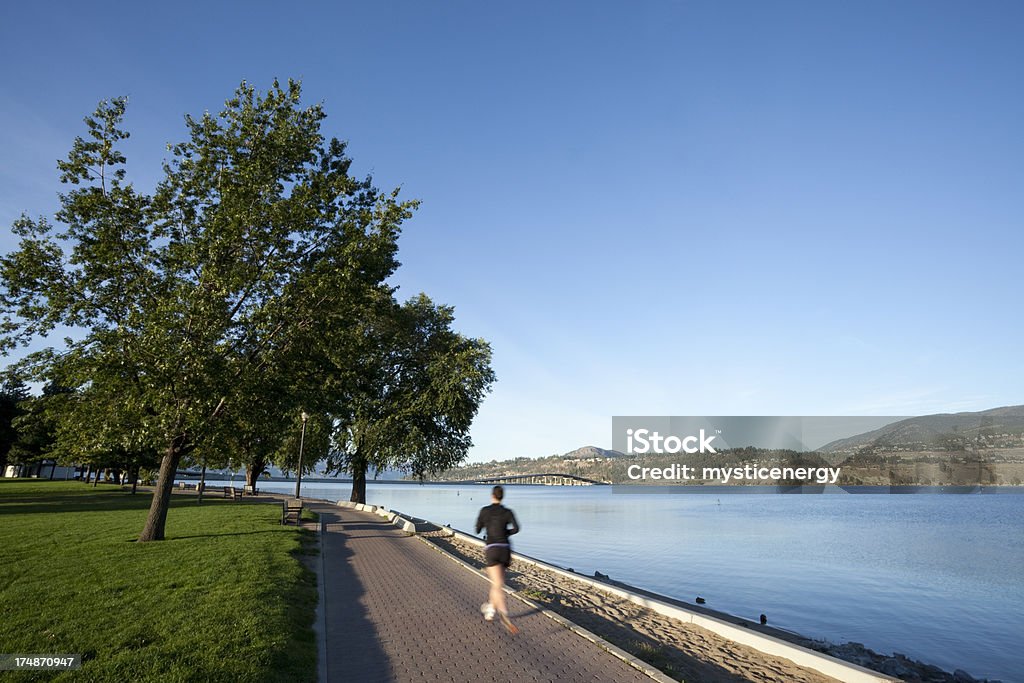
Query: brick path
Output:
[[311, 504, 656, 683]]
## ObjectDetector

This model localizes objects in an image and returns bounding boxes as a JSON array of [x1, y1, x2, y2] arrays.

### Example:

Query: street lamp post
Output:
[[295, 411, 309, 499]]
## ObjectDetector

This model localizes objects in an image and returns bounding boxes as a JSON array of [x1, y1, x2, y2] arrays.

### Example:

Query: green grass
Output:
[[626, 641, 681, 680], [0, 480, 317, 682]]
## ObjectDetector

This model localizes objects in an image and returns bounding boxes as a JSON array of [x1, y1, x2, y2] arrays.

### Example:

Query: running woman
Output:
[[476, 485, 520, 633]]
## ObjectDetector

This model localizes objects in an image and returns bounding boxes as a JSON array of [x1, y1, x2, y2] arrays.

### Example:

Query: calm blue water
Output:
[[220, 480, 1024, 681]]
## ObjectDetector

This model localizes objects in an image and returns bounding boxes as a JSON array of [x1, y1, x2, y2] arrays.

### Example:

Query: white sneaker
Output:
[[481, 602, 496, 621]]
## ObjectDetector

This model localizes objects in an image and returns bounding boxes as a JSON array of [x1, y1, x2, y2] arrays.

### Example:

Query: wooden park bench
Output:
[[281, 498, 303, 525], [243, 484, 260, 496], [222, 486, 241, 501]]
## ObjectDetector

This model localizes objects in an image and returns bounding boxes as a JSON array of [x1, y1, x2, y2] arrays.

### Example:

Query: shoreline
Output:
[[359, 502, 998, 683], [424, 532, 992, 683]]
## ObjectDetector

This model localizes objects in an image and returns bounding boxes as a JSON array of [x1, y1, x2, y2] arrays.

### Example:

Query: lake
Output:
[[213, 480, 1024, 681]]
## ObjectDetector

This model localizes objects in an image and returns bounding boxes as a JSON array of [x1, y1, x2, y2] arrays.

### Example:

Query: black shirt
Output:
[[475, 503, 519, 545]]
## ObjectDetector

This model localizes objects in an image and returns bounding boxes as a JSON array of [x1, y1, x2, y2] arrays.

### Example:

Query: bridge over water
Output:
[[464, 472, 609, 486]]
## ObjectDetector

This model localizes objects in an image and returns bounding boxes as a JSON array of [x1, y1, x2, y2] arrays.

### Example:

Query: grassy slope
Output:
[[0, 481, 317, 682]]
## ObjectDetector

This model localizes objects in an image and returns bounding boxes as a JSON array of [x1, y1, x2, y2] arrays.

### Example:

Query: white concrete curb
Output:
[[337, 500, 413, 532]]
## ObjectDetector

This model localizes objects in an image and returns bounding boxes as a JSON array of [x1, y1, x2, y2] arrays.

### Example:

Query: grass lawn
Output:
[[0, 480, 318, 682]]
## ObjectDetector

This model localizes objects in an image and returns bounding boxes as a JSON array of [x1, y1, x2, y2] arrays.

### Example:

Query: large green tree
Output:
[[0, 80, 415, 540], [327, 294, 495, 503]]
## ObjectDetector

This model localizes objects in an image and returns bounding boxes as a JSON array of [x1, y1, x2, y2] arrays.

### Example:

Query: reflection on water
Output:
[[222, 480, 1024, 680]]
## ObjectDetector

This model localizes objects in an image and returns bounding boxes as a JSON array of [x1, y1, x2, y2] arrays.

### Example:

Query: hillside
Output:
[[434, 446, 624, 484], [820, 405, 1024, 453]]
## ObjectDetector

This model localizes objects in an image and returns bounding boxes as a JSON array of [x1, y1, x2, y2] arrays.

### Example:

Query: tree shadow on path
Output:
[[315, 506, 395, 683]]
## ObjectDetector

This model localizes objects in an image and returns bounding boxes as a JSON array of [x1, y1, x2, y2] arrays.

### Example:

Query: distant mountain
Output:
[[561, 446, 625, 460], [819, 405, 1024, 452], [369, 467, 409, 481]]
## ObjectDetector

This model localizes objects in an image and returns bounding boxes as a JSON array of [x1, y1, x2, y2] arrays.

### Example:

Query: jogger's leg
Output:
[[485, 562, 517, 633], [486, 564, 507, 616]]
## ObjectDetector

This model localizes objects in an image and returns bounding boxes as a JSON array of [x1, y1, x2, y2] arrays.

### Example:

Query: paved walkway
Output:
[[311, 504, 656, 683]]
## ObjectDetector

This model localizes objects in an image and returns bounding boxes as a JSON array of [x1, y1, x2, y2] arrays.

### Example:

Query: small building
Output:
[[3, 461, 80, 480]]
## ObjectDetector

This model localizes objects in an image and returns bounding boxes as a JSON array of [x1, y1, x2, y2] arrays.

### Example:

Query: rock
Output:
[[826, 642, 873, 665], [879, 658, 914, 678], [953, 670, 976, 682]]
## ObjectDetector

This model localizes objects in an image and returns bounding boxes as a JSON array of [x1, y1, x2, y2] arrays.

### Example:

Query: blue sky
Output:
[[1, 2, 1022, 462]]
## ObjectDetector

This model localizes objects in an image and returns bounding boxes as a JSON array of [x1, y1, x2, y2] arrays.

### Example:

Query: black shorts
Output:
[[484, 545, 511, 568]]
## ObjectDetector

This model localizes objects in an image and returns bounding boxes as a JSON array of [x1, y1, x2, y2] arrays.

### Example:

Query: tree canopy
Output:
[[1, 79, 492, 538], [328, 294, 495, 502]]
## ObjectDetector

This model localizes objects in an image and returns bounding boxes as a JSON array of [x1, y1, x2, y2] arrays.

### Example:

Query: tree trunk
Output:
[[130, 465, 138, 495], [197, 463, 207, 505], [246, 458, 265, 489], [82, 465, 91, 483], [349, 462, 367, 504], [139, 439, 186, 542]]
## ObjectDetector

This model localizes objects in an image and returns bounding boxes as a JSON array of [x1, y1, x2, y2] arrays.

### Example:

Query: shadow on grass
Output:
[[166, 529, 293, 541], [0, 492, 152, 516], [0, 488, 264, 517]]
